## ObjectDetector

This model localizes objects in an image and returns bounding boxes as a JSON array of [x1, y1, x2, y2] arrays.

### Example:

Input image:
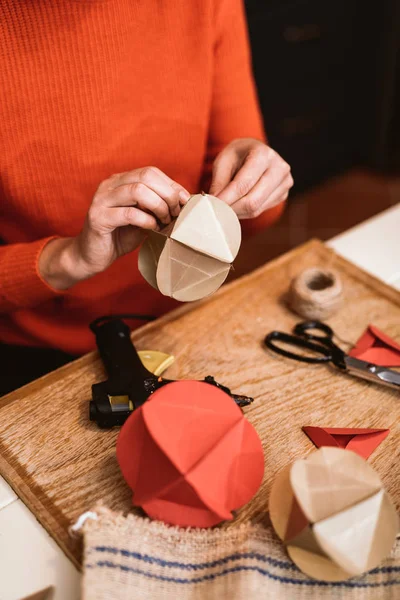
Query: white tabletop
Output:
[[0, 203, 399, 600], [328, 203, 400, 290]]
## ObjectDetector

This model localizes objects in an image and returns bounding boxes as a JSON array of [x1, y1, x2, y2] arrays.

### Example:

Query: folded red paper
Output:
[[302, 426, 390, 459], [349, 325, 400, 367], [117, 380, 264, 528]]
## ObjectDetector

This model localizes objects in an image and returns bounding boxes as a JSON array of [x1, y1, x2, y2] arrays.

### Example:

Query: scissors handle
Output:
[[264, 331, 333, 364], [293, 321, 334, 341]]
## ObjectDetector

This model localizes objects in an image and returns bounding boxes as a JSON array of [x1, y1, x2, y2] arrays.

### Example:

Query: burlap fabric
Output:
[[81, 506, 400, 599]]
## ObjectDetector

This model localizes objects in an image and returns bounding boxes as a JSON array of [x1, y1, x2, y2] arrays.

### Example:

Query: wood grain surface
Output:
[[0, 240, 399, 569]]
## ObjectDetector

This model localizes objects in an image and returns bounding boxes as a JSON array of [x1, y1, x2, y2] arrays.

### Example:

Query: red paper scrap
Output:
[[302, 426, 390, 459], [349, 325, 400, 367], [117, 380, 264, 528]]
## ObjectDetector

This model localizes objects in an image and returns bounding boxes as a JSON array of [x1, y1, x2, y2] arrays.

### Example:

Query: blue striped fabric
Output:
[[82, 509, 400, 599], [85, 544, 400, 590], [86, 560, 400, 589]]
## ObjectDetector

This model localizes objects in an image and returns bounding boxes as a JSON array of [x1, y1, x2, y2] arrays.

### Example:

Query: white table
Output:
[[1, 203, 399, 600], [328, 203, 400, 290]]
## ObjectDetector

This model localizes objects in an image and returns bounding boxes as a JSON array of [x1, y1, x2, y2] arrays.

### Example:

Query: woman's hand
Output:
[[209, 138, 293, 219], [39, 167, 190, 290]]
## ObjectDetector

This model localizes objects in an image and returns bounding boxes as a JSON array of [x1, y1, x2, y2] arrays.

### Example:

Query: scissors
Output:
[[264, 320, 400, 391]]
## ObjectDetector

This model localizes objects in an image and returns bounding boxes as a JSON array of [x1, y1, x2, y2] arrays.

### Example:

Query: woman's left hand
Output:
[[209, 138, 293, 219]]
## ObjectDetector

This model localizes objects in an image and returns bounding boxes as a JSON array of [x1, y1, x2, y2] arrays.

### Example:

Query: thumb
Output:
[[209, 147, 238, 197], [118, 226, 148, 257]]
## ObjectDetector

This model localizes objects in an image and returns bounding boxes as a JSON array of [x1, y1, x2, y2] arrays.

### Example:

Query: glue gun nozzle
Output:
[[233, 394, 254, 408]]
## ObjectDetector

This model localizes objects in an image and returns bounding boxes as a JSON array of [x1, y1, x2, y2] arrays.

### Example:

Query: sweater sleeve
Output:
[[0, 237, 63, 313], [202, 0, 286, 234]]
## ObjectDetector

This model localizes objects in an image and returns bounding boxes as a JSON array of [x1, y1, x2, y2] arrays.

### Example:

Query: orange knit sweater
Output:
[[0, 0, 284, 354]]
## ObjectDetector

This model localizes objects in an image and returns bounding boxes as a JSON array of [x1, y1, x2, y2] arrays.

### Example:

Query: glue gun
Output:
[[89, 318, 254, 428]]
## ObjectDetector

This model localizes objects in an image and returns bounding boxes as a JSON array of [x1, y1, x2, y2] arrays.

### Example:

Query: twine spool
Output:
[[288, 267, 343, 320]]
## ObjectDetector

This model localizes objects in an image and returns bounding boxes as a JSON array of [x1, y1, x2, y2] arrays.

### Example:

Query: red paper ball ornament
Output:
[[116, 380, 264, 528]]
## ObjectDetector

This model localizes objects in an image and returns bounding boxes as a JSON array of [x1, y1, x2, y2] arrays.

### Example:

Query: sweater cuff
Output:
[[1, 237, 64, 309], [240, 201, 286, 237]]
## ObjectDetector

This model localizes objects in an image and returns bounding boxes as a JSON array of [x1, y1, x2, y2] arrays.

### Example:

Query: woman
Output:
[[0, 0, 293, 393]]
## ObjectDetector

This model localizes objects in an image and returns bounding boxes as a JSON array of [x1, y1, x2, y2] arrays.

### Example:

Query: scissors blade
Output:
[[344, 356, 400, 391]]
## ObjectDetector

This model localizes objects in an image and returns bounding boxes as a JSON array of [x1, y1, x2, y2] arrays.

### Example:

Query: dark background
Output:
[[245, 0, 400, 193], [232, 0, 400, 277]]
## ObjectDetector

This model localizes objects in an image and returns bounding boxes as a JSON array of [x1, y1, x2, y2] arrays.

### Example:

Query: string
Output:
[[289, 267, 343, 321]]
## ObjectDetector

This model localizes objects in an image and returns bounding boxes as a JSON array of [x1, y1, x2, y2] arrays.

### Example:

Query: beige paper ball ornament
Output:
[[269, 447, 398, 581], [138, 193, 241, 302]]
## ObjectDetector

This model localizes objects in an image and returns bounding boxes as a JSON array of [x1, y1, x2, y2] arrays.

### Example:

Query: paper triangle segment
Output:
[[290, 447, 382, 523], [225, 417, 265, 508], [349, 325, 400, 367], [171, 267, 230, 301], [141, 472, 222, 523], [171, 194, 240, 263], [268, 465, 296, 541], [284, 497, 310, 542], [116, 408, 184, 506], [132, 435, 183, 505], [159, 477, 211, 509], [168, 243, 229, 293], [287, 545, 350, 582], [186, 417, 264, 517], [314, 489, 398, 575], [138, 231, 167, 291], [286, 524, 323, 556], [20, 588, 54, 600], [141, 496, 223, 528], [211, 195, 242, 259], [116, 405, 148, 492], [142, 381, 241, 475], [155, 237, 173, 296], [156, 239, 230, 301], [302, 426, 389, 459]]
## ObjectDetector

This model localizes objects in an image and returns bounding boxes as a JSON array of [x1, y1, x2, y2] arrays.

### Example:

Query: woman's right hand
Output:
[[39, 167, 191, 290]]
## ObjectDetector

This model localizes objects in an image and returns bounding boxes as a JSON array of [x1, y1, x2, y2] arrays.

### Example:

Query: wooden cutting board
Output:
[[0, 239, 399, 569]]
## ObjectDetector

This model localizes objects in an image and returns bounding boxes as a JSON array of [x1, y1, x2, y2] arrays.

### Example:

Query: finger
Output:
[[148, 167, 191, 207], [232, 172, 293, 219], [216, 146, 273, 205], [104, 182, 172, 225], [209, 146, 241, 197], [99, 206, 160, 231], [256, 177, 292, 213], [231, 157, 291, 216], [112, 168, 190, 216]]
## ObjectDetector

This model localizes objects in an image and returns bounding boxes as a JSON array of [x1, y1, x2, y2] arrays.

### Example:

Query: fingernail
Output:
[[179, 190, 190, 204]]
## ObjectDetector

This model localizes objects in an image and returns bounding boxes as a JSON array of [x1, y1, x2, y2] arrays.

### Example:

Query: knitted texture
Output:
[[82, 505, 400, 600], [0, 0, 285, 353]]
